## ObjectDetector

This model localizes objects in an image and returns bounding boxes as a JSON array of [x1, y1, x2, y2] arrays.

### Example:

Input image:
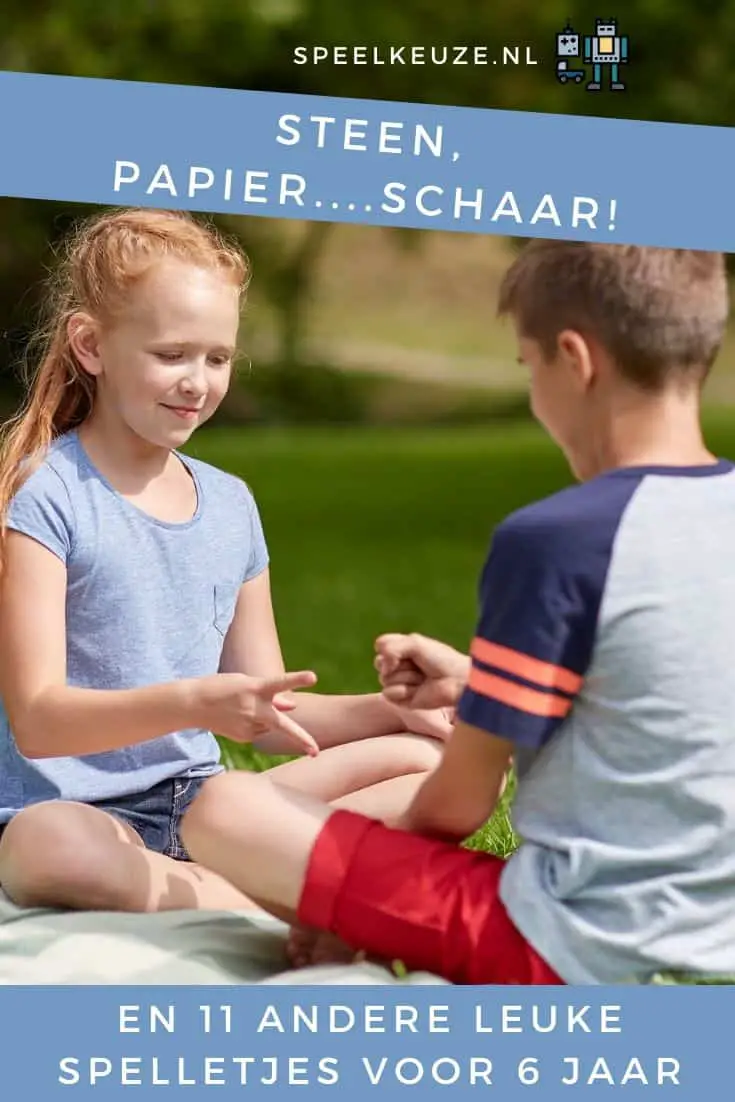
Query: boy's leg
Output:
[[0, 800, 255, 912], [267, 741, 443, 969], [181, 770, 564, 985], [287, 774, 432, 968]]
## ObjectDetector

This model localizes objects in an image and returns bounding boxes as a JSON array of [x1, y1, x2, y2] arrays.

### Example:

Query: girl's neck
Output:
[[77, 411, 173, 488]]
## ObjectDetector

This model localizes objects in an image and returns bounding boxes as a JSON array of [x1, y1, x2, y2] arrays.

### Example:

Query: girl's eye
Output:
[[156, 351, 182, 363], [208, 356, 232, 367]]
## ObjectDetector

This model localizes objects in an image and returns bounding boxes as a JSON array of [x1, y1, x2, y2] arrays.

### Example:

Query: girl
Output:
[[0, 207, 447, 915]]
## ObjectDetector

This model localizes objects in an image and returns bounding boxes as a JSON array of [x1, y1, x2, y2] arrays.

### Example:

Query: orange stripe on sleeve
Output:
[[471, 637, 582, 696], [468, 665, 572, 718]]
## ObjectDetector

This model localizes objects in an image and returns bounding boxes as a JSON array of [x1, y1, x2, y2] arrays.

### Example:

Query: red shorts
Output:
[[297, 809, 563, 985]]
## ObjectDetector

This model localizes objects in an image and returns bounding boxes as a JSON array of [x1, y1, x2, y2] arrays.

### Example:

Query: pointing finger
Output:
[[271, 710, 320, 757]]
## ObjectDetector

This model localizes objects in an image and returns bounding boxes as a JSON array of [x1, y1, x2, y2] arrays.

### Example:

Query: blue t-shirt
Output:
[[457, 461, 735, 984], [0, 430, 269, 819]]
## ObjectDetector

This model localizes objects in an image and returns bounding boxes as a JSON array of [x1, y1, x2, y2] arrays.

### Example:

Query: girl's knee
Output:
[[0, 801, 127, 908], [382, 733, 444, 774]]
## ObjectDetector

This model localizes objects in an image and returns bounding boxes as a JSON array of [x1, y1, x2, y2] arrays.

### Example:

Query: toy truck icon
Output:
[[556, 58, 585, 83]]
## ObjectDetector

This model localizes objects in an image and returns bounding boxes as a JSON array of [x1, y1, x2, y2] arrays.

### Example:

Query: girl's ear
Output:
[[67, 313, 104, 377]]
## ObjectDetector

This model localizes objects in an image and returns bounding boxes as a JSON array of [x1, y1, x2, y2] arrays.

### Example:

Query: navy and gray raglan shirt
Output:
[[457, 461, 735, 984]]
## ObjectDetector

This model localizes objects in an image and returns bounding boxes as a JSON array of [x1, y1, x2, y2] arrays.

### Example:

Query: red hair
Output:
[[0, 207, 249, 576]]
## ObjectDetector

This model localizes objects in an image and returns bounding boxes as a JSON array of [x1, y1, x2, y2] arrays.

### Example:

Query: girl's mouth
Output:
[[162, 404, 201, 420]]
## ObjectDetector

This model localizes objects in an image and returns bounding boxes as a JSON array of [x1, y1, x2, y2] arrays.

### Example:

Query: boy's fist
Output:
[[374, 633, 470, 711]]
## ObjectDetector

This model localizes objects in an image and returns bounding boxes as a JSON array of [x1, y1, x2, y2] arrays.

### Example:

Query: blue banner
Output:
[[2, 985, 731, 1098], [0, 70, 732, 250]]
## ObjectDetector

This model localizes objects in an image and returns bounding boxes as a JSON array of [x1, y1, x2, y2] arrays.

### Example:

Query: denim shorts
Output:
[[92, 775, 211, 861]]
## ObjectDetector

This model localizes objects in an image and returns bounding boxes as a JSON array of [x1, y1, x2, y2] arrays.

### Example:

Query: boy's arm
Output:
[[389, 720, 512, 840], [389, 506, 596, 837]]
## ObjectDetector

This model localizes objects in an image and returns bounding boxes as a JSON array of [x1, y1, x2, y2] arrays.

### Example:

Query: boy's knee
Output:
[[0, 802, 117, 908]]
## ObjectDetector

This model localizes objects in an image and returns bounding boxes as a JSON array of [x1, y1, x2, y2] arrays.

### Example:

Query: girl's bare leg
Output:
[[267, 732, 441, 806], [0, 800, 255, 913], [0, 736, 436, 916], [180, 771, 341, 919], [0, 736, 440, 922], [181, 769, 439, 973]]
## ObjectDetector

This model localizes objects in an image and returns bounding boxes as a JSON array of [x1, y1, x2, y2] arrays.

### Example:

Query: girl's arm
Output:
[[0, 533, 318, 758], [219, 569, 405, 753], [0, 533, 205, 757]]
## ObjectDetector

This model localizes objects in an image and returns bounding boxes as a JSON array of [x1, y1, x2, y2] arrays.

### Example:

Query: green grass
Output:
[[184, 413, 735, 857]]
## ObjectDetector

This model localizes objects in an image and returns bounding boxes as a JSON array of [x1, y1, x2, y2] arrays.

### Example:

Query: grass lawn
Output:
[[184, 412, 735, 857]]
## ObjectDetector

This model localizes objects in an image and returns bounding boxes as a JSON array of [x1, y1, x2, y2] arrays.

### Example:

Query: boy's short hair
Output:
[[497, 241, 729, 390]]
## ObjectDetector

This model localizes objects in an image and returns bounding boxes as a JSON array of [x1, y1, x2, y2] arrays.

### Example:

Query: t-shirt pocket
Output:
[[213, 583, 239, 636]]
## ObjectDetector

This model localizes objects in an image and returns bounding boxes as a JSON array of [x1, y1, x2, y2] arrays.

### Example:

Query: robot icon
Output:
[[556, 23, 580, 57], [555, 23, 586, 83], [583, 18, 629, 91]]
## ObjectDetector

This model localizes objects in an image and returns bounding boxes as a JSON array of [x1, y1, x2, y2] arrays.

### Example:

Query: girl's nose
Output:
[[180, 362, 207, 394]]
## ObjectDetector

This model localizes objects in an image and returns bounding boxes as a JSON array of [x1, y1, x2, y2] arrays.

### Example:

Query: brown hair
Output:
[[0, 207, 249, 573], [497, 240, 729, 390]]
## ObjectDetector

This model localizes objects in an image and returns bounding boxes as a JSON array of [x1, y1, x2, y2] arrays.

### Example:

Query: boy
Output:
[[180, 241, 735, 985]]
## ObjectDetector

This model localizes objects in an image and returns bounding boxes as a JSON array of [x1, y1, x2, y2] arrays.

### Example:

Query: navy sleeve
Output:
[[456, 488, 620, 749]]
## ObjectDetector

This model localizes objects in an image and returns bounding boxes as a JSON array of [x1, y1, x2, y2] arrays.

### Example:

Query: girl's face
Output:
[[73, 258, 240, 449]]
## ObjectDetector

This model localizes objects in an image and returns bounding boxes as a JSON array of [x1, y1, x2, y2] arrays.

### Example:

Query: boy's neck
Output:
[[574, 387, 716, 480]]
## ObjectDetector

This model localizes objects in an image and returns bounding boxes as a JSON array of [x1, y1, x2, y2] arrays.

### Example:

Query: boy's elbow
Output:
[[410, 798, 493, 843], [444, 808, 493, 841]]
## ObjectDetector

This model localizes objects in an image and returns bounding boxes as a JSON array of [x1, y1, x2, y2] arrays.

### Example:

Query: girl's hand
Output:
[[195, 671, 319, 756], [383, 699, 455, 742]]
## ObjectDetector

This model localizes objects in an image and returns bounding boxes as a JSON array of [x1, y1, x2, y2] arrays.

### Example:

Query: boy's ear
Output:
[[556, 329, 595, 390]]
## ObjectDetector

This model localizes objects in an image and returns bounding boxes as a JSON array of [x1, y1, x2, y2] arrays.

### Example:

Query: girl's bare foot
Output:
[[286, 924, 363, 969]]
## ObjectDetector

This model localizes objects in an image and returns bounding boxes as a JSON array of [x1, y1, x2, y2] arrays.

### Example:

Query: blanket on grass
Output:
[[0, 893, 448, 986]]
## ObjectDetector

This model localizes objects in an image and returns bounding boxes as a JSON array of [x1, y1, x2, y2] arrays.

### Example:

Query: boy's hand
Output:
[[375, 633, 471, 710], [195, 671, 320, 756]]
